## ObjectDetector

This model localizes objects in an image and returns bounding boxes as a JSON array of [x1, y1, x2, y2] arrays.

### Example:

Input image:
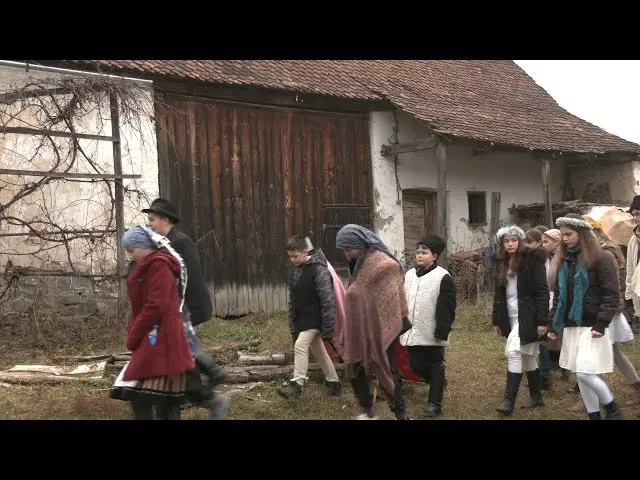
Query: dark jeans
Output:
[[350, 339, 406, 419], [131, 399, 181, 420], [407, 345, 445, 381], [539, 343, 551, 379]]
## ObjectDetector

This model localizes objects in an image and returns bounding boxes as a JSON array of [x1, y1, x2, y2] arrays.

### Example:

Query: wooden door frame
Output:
[[402, 188, 437, 233]]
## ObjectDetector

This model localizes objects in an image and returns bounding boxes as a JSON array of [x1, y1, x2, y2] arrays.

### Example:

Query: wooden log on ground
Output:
[[209, 339, 260, 354], [104, 360, 345, 383], [0, 372, 109, 386], [236, 352, 291, 366], [52, 354, 113, 363], [223, 363, 345, 384], [110, 354, 132, 362]]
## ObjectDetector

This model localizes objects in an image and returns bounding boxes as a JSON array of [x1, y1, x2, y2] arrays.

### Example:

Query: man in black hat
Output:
[[142, 197, 229, 418]]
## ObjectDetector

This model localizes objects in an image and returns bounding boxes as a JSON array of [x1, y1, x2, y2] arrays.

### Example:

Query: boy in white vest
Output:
[[400, 235, 457, 418]]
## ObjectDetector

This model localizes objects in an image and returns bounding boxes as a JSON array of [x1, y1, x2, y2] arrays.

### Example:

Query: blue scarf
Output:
[[552, 246, 589, 332]]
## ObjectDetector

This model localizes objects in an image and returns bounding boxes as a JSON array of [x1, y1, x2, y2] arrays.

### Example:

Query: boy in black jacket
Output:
[[277, 235, 342, 399]]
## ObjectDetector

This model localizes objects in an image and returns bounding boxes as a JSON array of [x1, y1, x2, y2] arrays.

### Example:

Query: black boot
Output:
[[325, 380, 342, 396], [208, 395, 231, 420], [496, 372, 522, 416], [603, 400, 624, 420], [277, 380, 302, 399], [523, 369, 545, 408], [424, 364, 446, 418], [194, 351, 227, 389], [588, 411, 602, 420]]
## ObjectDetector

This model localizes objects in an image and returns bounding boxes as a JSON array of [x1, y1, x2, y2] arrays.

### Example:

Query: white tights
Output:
[[507, 351, 538, 374], [576, 372, 614, 413]]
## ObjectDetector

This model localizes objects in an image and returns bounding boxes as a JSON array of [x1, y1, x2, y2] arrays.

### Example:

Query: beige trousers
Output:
[[292, 329, 339, 385]]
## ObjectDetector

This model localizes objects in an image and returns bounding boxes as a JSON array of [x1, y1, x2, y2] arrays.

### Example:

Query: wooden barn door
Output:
[[402, 189, 436, 267]]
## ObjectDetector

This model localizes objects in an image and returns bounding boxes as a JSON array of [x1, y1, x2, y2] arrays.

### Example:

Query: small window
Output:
[[467, 191, 487, 226]]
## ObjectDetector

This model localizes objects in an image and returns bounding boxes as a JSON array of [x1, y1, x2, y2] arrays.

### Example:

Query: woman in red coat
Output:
[[110, 226, 195, 420]]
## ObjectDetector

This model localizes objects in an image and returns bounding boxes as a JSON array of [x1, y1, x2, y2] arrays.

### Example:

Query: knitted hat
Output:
[[417, 234, 446, 256], [630, 195, 640, 213]]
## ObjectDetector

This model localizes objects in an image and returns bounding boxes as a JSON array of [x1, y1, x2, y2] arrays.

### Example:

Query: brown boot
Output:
[[624, 382, 640, 406], [568, 398, 586, 413]]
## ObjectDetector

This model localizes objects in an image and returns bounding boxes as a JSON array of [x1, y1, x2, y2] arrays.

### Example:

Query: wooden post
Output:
[[488, 192, 501, 293], [436, 138, 448, 268], [109, 93, 127, 317], [541, 155, 553, 228], [489, 192, 502, 242]]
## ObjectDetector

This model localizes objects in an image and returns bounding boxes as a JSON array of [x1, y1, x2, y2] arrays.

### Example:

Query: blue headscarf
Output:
[[121, 226, 188, 313], [121, 226, 156, 249], [335, 224, 401, 279]]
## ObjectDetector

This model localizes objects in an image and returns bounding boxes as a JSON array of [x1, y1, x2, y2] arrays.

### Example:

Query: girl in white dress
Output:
[[548, 214, 624, 420], [492, 226, 550, 416]]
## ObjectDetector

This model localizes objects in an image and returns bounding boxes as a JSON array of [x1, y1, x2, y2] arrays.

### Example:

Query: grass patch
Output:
[[2, 298, 640, 420]]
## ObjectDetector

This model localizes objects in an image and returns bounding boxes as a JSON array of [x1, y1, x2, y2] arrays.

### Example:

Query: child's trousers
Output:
[[292, 329, 339, 384]]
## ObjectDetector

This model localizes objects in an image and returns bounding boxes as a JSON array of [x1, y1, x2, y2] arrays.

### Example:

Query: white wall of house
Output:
[[369, 109, 566, 257], [0, 64, 159, 273], [567, 161, 635, 205]]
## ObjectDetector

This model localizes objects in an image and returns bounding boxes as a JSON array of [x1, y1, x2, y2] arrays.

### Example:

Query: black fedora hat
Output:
[[142, 198, 181, 223]]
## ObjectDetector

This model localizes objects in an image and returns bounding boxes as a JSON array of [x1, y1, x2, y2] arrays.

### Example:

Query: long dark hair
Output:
[[495, 235, 527, 287], [551, 214, 602, 272], [525, 228, 543, 246]]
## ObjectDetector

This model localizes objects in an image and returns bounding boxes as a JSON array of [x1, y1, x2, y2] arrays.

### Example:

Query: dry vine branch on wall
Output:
[[0, 67, 162, 309]]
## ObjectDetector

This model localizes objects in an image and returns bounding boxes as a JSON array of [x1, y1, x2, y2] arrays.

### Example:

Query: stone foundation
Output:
[[0, 275, 120, 319]]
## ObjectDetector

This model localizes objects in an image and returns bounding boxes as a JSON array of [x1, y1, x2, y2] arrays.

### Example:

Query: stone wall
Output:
[[1, 274, 120, 319]]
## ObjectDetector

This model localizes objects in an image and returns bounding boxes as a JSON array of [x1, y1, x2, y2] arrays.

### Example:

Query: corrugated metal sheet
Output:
[[154, 93, 373, 316]]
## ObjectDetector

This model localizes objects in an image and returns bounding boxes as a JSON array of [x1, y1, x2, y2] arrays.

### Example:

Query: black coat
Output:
[[166, 228, 213, 326], [549, 249, 620, 335], [492, 247, 550, 345], [288, 249, 336, 339]]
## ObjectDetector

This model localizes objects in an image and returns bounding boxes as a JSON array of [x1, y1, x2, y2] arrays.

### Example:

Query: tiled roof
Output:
[[49, 60, 640, 155]]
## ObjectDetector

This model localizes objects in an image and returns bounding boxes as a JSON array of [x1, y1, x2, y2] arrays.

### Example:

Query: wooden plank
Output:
[[109, 94, 127, 315], [0, 86, 74, 105], [436, 139, 448, 268], [0, 168, 140, 180], [381, 138, 437, 157], [0, 228, 115, 237], [0, 125, 118, 143]]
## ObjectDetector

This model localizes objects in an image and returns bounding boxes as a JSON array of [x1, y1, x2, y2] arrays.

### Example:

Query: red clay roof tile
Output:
[[51, 60, 640, 155]]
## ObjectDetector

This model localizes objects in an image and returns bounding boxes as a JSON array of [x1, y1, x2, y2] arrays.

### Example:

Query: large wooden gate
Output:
[[154, 93, 373, 316]]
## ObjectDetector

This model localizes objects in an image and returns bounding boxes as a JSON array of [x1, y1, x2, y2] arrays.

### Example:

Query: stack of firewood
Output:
[[447, 250, 484, 300], [104, 340, 344, 384]]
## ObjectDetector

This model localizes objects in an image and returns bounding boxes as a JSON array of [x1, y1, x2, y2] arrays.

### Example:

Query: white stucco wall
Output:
[[370, 109, 566, 256], [0, 64, 159, 273], [568, 162, 635, 206]]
